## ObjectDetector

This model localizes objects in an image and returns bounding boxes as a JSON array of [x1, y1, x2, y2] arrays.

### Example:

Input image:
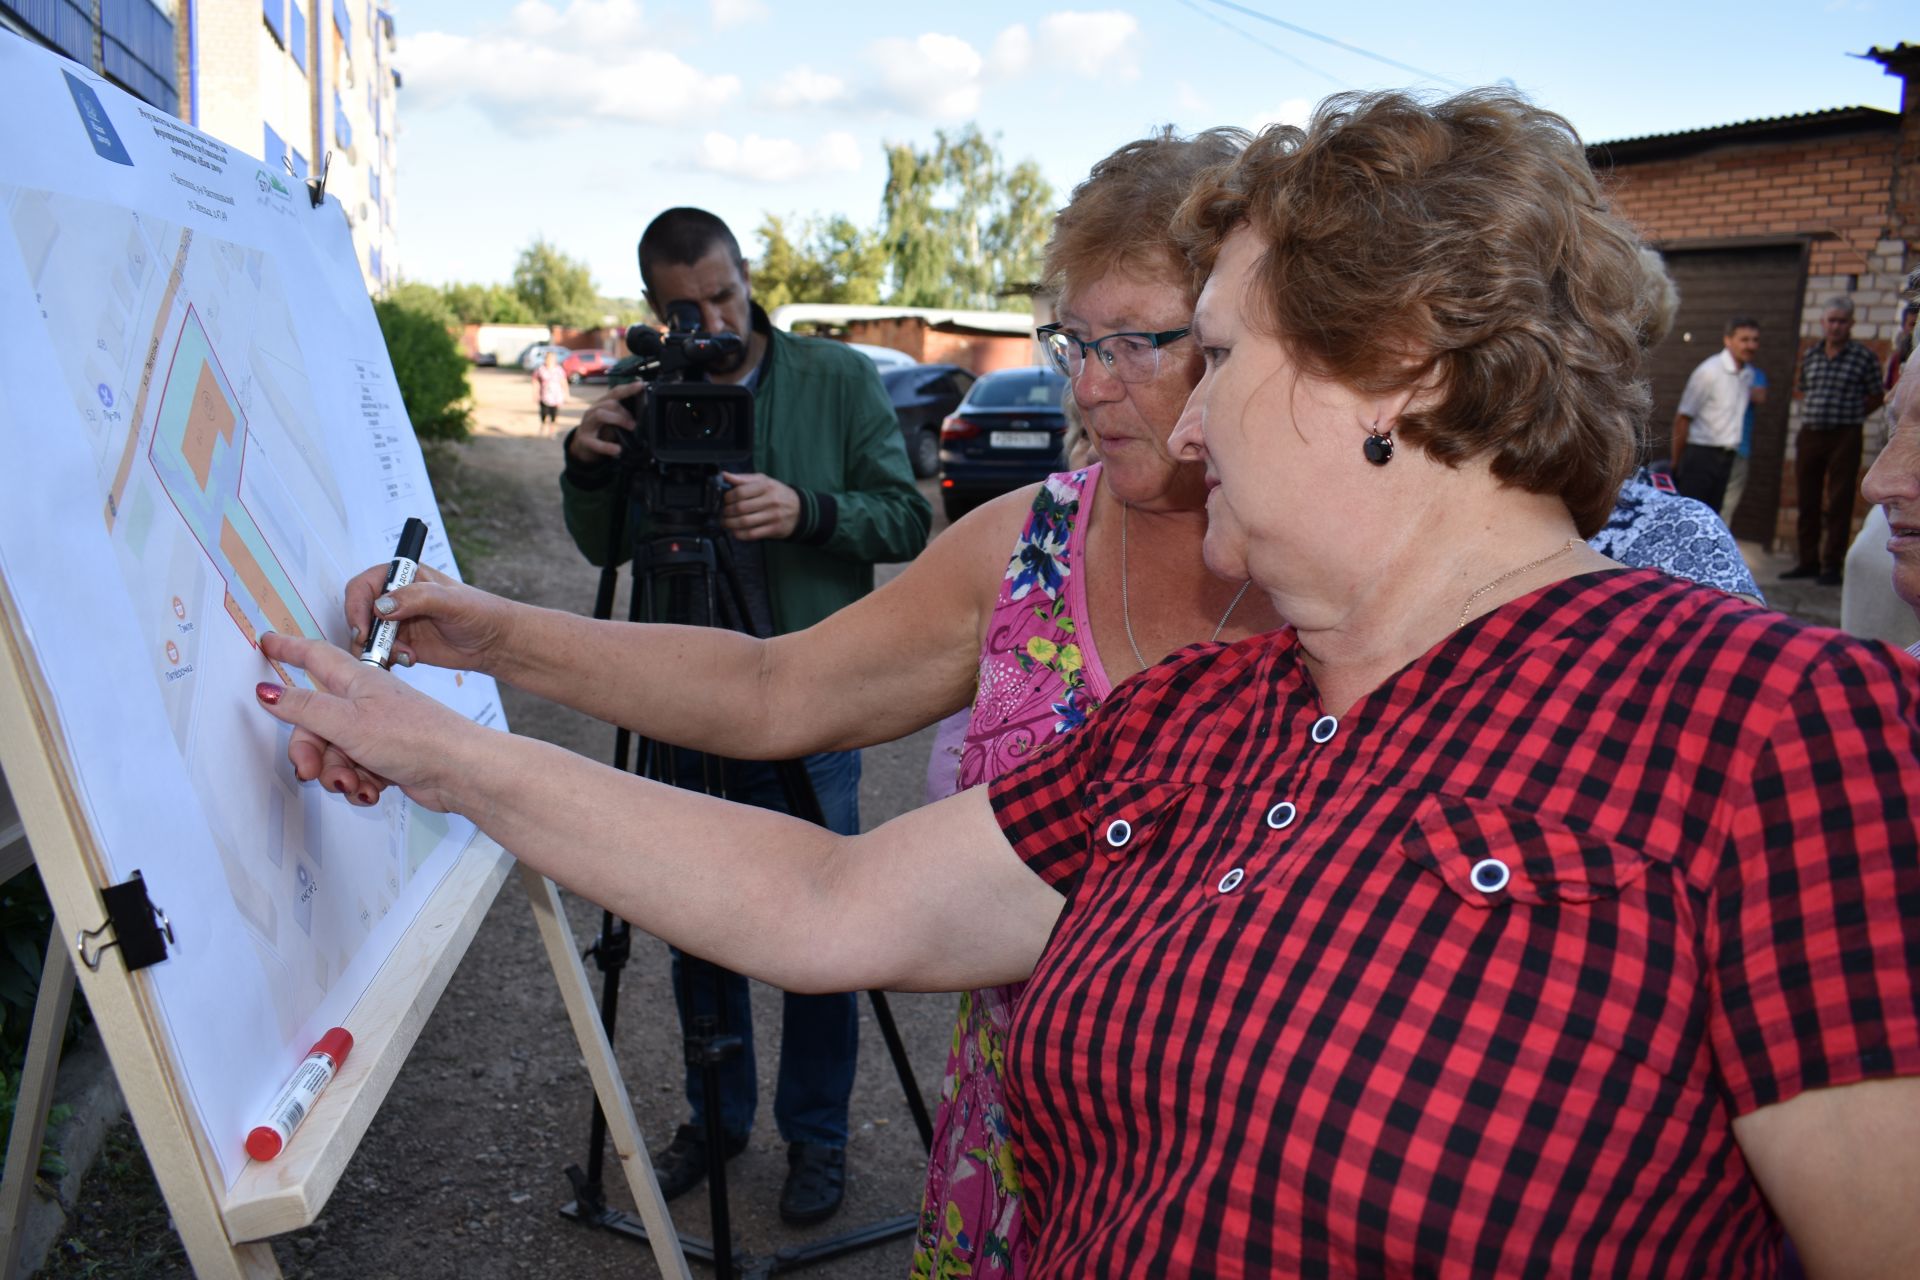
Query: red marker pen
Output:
[[245, 1027, 352, 1161]]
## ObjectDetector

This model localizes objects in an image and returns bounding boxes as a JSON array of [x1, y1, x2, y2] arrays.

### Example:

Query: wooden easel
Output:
[[0, 577, 691, 1279]]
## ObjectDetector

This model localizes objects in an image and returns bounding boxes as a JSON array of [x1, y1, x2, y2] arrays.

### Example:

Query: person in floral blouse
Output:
[[299, 127, 1287, 1275]]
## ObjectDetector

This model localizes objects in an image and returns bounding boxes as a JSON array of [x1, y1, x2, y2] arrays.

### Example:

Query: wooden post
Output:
[[523, 866, 691, 1280], [0, 929, 74, 1280]]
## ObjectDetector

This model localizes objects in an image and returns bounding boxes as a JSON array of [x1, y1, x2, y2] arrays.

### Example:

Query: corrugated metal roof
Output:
[[1587, 106, 1898, 164], [1593, 106, 1895, 151]]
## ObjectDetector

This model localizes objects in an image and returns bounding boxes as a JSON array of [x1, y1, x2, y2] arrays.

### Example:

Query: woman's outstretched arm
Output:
[[341, 487, 1037, 760], [257, 629, 1061, 993]]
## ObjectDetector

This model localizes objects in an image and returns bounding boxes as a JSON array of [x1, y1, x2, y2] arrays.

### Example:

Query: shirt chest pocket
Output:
[[1084, 778, 1198, 862], [1397, 794, 1655, 908]]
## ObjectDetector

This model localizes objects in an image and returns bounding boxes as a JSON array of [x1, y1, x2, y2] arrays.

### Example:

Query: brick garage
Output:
[[1590, 43, 1918, 546]]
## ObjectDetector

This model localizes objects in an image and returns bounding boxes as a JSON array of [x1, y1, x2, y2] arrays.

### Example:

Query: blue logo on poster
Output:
[[97, 383, 115, 408], [63, 71, 134, 167]]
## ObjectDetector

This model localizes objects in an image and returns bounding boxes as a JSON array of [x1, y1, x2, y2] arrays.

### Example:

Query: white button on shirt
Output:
[[1676, 348, 1754, 450]]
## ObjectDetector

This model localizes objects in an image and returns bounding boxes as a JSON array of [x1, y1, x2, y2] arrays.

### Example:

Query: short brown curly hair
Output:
[[1045, 126, 1249, 301], [1175, 90, 1653, 537]]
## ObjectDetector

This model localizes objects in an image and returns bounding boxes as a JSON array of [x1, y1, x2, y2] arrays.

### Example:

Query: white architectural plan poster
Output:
[[0, 34, 504, 1187]]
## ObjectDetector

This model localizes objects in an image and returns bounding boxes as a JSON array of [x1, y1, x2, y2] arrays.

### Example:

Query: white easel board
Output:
[[0, 29, 502, 1193]]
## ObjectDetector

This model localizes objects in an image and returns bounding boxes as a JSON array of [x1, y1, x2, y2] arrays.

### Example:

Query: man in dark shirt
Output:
[[1789, 296, 1885, 584], [561, 208, 929, 1225]]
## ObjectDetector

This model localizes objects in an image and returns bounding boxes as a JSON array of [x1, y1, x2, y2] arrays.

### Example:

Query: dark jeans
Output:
[[1674, 445, 1736, 514], [1794, 422, 1864, 573], [667, 748, 861, 1148]]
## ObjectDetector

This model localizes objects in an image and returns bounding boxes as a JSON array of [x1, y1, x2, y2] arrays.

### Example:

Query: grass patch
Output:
[[421, 441, 496, 573]]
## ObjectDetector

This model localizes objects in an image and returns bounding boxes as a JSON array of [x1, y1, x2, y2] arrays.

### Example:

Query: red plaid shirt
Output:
[[991, 569, 1920, 1278]]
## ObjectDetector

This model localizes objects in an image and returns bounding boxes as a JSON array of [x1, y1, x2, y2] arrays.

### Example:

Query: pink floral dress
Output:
[[912, 465, 1113, 1280]]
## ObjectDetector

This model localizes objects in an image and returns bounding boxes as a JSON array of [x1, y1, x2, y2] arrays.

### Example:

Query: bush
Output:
[[375, 296, 472, 442]]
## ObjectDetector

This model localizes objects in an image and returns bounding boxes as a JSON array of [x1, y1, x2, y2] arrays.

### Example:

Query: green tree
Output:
[[880, 126, 1052, 311], [511, 237, 602, 328], [443, 281, 534, 325], [384, 279, 458, 329], [375, 295, 472, 441], [752, 213, 887, 310]]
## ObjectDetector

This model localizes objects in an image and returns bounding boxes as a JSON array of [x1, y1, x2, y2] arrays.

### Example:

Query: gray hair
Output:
[[1824, 295, 1856, 318], [1896, 344, 1920, 422], [1635, 247, 1680, 350]]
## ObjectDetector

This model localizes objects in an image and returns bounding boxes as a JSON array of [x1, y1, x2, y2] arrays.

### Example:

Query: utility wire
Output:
[[1198, 0, 1468, 89], [1174, 0, 1348, 89]]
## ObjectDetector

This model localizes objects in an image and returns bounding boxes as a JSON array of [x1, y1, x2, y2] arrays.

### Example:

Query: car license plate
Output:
[[990, 430, 1051, 449]]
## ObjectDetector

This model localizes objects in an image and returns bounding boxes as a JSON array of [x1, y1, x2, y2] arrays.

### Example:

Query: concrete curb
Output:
[[8, 1023, 126, 1280]]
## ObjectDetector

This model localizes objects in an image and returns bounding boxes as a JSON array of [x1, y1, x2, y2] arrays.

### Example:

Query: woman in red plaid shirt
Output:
[[257, 90, 1920, 1278]]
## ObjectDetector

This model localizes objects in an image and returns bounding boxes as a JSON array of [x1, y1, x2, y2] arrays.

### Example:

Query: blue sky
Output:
[[390, 0, 1908, 294]]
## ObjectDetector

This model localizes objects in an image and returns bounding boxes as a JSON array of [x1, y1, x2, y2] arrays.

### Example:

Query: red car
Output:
[[562, 349, 617, 383]]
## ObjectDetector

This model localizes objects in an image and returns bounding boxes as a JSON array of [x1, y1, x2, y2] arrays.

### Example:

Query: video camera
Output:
[[606, 300, 754, 522]]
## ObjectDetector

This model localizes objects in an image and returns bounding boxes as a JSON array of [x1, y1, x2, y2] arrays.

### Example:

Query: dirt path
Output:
[[46, 367, 954, 1280]]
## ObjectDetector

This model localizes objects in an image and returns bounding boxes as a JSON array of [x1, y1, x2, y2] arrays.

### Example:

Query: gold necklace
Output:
[[1121, 500, 1253, 672], [1456, 538, 1581, 630]]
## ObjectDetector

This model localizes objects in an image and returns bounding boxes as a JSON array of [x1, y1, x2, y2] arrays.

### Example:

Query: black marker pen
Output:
[[360, 517, 428, 667]]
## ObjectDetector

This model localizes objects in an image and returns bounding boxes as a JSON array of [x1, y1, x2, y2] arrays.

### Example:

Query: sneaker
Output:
[[778, 1141, 846, 1225], [1779, 565, 1821, 580], [650, 1123, 748, 1201]]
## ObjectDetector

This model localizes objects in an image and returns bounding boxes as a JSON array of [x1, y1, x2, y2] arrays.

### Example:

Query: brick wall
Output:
[[1603, 133, 1899, 286], [1601, 127, 1912, 541], [841, 318, 1036, 374]]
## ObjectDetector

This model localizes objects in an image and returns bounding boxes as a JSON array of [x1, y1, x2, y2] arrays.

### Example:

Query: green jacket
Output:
[[560, 310, 931, 634]]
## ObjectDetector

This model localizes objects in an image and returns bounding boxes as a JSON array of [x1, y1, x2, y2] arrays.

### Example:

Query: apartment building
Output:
[[0, 0, 400, 292]]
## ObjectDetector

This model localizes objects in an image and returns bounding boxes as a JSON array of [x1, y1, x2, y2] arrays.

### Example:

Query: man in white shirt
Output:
[[1671, 316, 1759, 512]]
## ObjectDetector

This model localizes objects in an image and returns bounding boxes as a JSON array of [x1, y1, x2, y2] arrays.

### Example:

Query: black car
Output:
[[937, 366, 1069, 520], [881, 363, 974, 478]]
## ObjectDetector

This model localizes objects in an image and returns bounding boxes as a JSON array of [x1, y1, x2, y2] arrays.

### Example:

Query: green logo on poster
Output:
[[255, 169, 292, 198]]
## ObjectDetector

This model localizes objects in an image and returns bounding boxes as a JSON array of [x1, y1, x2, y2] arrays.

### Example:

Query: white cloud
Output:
[[859, 14, 1140, 121], [763, 66, 849, 109], [1249, 97, 1313, 134], [1173, 81, 1209, 116], [711, 0, 769, 29], [1030, 11, 1139, 80], [987, 25, 1032, 79], [867, 33, 985, 119], [398, 1, 740, 130], [688, 130, 864, 183]]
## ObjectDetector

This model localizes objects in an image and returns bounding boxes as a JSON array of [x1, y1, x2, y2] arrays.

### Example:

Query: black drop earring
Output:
[[1363, 427, 1394, 466]]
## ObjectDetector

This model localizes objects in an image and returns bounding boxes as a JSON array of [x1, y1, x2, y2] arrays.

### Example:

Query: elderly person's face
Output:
[[1860, 349, 1920, 614], [1169, 226, 1382, 591], [1823, 307, 1854, 344], [1055, 267, 1206, 510]]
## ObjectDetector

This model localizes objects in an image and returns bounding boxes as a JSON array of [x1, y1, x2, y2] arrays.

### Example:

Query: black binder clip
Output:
[[284, 151, 332, 209], [76, 870, 174, 972]]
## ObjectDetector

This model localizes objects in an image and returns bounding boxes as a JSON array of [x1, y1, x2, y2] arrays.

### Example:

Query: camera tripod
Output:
[[557, 469, 934, 1279]]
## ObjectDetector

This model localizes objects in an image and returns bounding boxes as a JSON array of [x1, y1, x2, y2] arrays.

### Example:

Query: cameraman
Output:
[[559, 207, 930, 1225]]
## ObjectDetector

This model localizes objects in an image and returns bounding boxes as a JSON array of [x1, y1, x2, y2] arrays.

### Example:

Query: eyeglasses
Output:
[[1036, 323, 1192, 384]]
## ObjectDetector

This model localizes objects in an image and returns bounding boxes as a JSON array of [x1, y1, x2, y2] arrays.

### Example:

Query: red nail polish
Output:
[[256, 682, 284, 705]]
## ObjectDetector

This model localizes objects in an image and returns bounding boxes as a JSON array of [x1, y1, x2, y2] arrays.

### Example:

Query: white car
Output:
[[517, 343, 571, 371], [849, 341, 914, 370]]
